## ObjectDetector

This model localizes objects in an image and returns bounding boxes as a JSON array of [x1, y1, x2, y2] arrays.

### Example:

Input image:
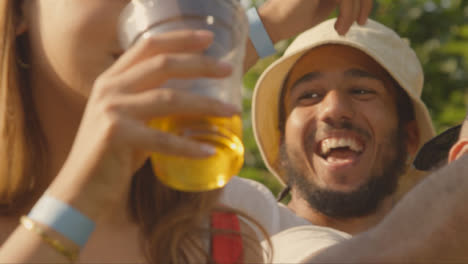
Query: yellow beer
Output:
[[149, 115, 244, 191]]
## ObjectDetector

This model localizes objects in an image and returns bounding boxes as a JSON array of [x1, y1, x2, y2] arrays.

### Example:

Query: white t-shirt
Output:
[[220, 177, 351, 263], [265, 225, 351, 263], [219, 176, 310, 236]]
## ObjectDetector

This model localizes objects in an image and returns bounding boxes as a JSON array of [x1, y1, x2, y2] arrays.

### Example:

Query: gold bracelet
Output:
[[20, 216, 79, 262]]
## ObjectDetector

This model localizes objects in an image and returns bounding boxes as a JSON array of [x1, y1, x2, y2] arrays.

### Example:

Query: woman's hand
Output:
[[46, 30, 236, 221], [260, 0, 373, 41], [244, 0, 373, 69]]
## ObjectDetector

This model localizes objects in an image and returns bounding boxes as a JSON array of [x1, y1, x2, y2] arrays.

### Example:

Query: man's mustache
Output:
[[307, 120, 371, 148]]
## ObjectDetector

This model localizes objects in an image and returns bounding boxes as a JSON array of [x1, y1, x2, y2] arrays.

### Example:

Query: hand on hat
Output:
[[259, 0, 373, 42]]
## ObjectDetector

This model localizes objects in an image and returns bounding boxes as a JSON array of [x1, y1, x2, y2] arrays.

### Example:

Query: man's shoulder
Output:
[[267, 225, 351, 263], [220, 177, 309, 235], [221, 176, 276, 204], [220, 177, 280, 233]]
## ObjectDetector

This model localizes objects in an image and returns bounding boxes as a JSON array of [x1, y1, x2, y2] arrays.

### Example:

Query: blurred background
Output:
[[239, 0, 468, 196]]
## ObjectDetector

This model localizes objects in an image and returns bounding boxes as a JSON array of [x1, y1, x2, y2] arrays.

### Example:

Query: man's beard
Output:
[[280, 125, 408, 219]]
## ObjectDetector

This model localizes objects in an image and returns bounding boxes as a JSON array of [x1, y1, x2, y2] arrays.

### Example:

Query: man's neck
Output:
[[287, 189, 395, 235]]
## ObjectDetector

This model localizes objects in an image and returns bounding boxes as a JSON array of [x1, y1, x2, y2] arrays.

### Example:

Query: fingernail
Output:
[[217, 61, 232, 73], [338, 28, 346, 36], [358, 17, 367, 25], [200, 144, 216, 155], [334, 22, 343, 36], [221, 103, 240, 116]]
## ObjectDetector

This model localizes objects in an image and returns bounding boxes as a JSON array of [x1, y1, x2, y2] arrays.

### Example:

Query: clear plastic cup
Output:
[[119, 0, 248, 191]]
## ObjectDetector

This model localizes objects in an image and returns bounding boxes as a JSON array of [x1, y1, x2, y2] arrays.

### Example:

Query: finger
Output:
[[358, 0, 373, 25], [123, 119, 217, 158], [311, 1, 340, 25], [106, 30, 214, 75], [113, 53, 232, 93], [353, 0, 361, 23], [116, 88, 239, 120], [336, 0, 362, 35], [336, 0, 355, 35]]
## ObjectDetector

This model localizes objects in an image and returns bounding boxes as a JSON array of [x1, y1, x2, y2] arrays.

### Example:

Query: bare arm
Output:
[[308, 154, 468, 263], [0, 30, 239, 263], [243, 0, 374, 71], [0, 211, 83, 263]]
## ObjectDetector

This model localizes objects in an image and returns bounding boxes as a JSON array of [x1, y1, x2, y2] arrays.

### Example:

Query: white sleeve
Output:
[[220, 177, 351, 264], [264, 225, 352, 263], [219, 177, 309, 236], [219, 176, 281, 235]]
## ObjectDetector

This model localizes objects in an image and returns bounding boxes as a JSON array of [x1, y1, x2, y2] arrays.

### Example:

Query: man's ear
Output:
[[16, 0, 30, 36], [448, 140, 468, 163], [404, 120, 420, 156]]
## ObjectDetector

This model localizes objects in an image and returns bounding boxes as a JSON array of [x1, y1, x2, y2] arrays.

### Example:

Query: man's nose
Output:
[[317, 90, 355, 126]]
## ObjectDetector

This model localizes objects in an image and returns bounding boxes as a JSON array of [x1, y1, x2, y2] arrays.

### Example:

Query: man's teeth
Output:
[[321, 138, 364, 156]]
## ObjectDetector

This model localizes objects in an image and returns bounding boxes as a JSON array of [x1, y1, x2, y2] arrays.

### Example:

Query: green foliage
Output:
[[239, 0, 468, 195], [374, 0, 468, 130]]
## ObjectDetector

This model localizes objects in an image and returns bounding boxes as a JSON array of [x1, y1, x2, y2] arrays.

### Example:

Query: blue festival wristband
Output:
[[247, 7, 276, 58], [28, 195, 96, 248]]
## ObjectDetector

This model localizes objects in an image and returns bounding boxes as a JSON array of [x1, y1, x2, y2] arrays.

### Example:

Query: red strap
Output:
[[211, 211, 244, 264]]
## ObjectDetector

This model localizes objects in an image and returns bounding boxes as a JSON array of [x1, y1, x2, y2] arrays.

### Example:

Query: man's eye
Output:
[[351, 88, 376, 99], [352, 89, 373, 95], [298, 92, 321, 101]]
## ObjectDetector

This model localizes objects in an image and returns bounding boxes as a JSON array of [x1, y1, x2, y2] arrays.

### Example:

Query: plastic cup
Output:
[[119, 0, 248, 191]]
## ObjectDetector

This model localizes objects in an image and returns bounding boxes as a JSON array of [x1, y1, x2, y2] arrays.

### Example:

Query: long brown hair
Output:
[[131, 162, 269, 263], [130, 161, 225, 263], [0, 1, 268, 263], [0, 0, 46, 213]]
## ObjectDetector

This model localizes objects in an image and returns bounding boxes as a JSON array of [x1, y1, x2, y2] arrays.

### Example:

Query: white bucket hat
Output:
[[252, 18, 436, 186]]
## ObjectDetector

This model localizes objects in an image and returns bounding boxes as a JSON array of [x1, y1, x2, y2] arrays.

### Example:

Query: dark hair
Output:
[[394, 80, 415, 127]]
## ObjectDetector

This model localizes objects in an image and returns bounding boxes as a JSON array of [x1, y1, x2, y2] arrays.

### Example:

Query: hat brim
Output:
[[413, 124, 461, 171]]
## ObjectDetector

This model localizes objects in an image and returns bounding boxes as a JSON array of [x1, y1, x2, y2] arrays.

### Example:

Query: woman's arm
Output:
[[0, 30, 238, 264], [243, 0, 374, 70]]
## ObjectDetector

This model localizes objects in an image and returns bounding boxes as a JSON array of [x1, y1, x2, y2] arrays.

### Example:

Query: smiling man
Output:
[[303, 109, 468, 263], [251, 18, 436, 236]]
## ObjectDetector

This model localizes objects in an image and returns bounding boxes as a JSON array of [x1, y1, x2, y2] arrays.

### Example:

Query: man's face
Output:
[[281, 44, 410, 218]]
